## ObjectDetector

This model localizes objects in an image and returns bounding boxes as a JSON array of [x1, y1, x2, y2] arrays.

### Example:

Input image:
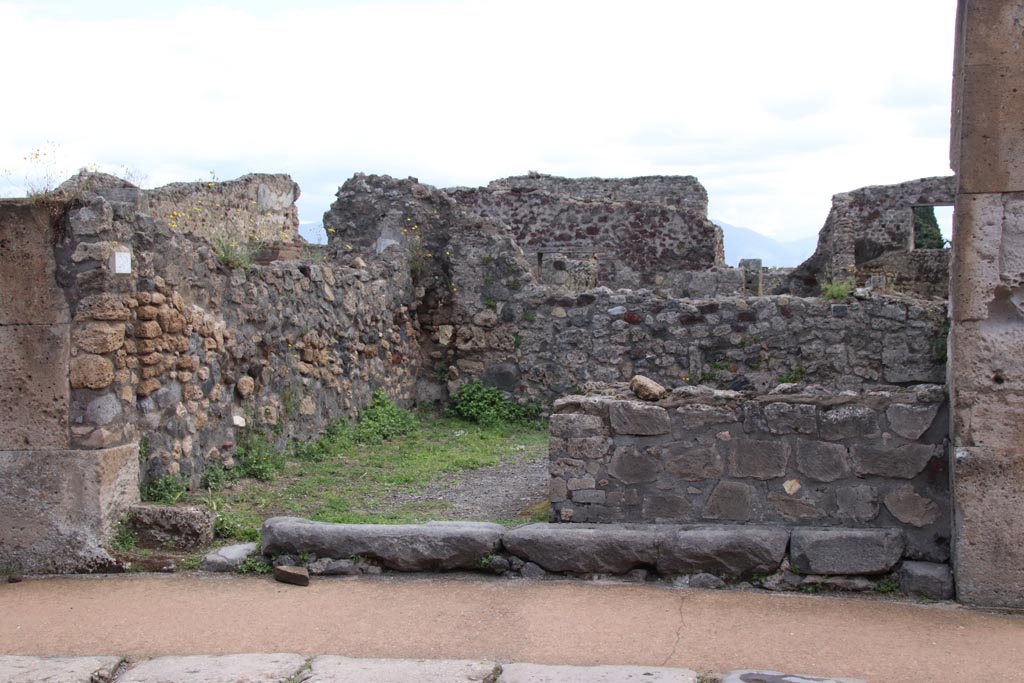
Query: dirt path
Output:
[[2, 573, 1022, 683]]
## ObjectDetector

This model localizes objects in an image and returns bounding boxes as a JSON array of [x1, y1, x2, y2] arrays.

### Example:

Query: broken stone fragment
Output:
[[629, 374, 668, 401], [273, 565, 310, 586]]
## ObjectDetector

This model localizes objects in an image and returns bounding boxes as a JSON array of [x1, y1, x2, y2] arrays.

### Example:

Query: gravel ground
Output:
[[377, 443, 550, 522]]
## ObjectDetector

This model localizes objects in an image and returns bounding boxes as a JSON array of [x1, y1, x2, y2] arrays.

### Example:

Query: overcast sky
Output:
[[0, 0, 958, 245]]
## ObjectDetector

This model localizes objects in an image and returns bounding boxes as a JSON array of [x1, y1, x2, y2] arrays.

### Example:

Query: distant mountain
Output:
[[714, 220, 818, 268]]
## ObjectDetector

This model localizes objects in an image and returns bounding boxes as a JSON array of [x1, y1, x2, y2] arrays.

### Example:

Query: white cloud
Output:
[[0, 0, 958, 242]]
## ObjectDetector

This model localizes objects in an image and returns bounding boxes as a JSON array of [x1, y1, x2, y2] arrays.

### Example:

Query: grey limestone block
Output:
[[657, 525, 790, 578], [790, 528, 905, 575], [260, 517, 503, 572], [502, 523, 660, 574], [900, 560, 955, 600]]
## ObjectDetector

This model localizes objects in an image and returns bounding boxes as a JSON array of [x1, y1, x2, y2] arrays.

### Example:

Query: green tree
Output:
[[913, 206, 945, 249]]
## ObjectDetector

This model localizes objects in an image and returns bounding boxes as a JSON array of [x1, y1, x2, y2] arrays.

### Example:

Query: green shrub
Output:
[[820, 279, 853, 301], [213, 511, 261, 542], [351, 391, 418, 444], [447, 380, 542, 426], [237, 555, 272, 574], [143, 474, 188, 504], [201, 465, 238, 492], [111, 518, 137, 551], [778, 366, 807, 384], [235, 429, 285, 481]]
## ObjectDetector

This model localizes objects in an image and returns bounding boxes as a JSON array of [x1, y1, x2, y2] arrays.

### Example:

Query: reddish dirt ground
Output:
[[2, 573, 1023, 683]]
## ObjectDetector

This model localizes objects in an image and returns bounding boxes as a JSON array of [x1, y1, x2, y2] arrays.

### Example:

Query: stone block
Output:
[[850, 443, 939, 479], [886, 403, 941, 440], [0, 324, 69, 450], [260, 518, 504, 572], [702, 481, 758, 522], [641, 494, 693, 521], [609, 400, 671, 435], [200, 542, 258, 572], [500, 663, 698, 683], [767, 491, 824, 522], [0, 444, 139, 573], [76, 293, 131, 322], [819, 404, 879, 441], [727, 439, 790, 479], [790, 528, 904, 575], [949, 194, 1005, 322], [957, 64, 1024, 194], [129, 504, 215, 551], [883, 337, 944, 384], [73, 321, 126, 353], [794, 441, 849, 482], [70, 354, 114, 389], [608, 446, 661, 484], [0, 656, 123, 683], [883, 485, 941, 528], [900, 561, 955, 600], [722, 671, 864, 683], [662, 442, 724, 480], [961, 0, 1024, 66], [0, 202, 70, 326], [134, 320, 162, 339], [307, 656, 502, 683], [274, 565, 310, 586], [762, 402, 818, 436], [657, 525, 789, 578], [673, 403, 738, 429], [567, 436, 611, 460], [550, 413, 606, 438], [834, 485, 879, 523], [118, 654, 308, 683], [951, 446, 1024, 608], [502, 523, 660, 574], [629, 374, 667, 401]]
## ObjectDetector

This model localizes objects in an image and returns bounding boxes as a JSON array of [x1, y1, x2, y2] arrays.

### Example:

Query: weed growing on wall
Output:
[[234, 428, 286, 481], [820, 279, 853, 301], [143, 474, 188, 504]]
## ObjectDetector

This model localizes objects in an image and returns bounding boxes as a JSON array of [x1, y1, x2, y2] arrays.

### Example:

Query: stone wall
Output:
[[448, 175, 724, 288], [856, 249, 951, 300], [549, 385, 949, 563], [790, 176, 955, 295]]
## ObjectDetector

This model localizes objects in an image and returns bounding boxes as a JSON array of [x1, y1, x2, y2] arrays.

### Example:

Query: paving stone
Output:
[[307, 656, 500, 682], [502, 523, 660, 574], [900, 560, 955, 600], [499, 663, 698, 682], [722, 671, 865, 683], [261, 517, 503, 572], [790, 528, 904, 575], [0, 655, 122, 683], [118, 654, 307, 683], [657, 525, 789, 578], [200, 542, 257, 572]]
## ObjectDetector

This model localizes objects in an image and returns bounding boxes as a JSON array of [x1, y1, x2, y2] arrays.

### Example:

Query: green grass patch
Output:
[[186, 404, 548, 530]]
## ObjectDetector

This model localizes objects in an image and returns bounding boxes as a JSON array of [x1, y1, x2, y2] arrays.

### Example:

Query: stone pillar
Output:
[[0, 200, 138, 574], [948, 0, 1024, 608]]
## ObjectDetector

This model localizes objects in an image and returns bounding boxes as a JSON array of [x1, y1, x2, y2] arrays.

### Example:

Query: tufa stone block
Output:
[[790, 528, 904, 575]]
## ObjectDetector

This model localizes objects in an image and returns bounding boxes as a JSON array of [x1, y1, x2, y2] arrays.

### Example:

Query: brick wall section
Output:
[[549, 385, 950, 562]]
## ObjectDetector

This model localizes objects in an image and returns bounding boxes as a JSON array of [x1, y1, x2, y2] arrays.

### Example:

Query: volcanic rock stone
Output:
[[200, 542, 258, 572], [790, 528, 904, 575], [722, 671, 865, 683], [500, 663, 699, 682], [307, 656, 501, 683], [117, 654, 308, 683], [70, 354, 114, 390], [657, 525, 789, 578], [129, 504, 214, 551], [0, 656, 123, 683], [608, 400, 671, 435], [884, 485, 941, 527], [261, 517, 503, 571], [502, 523, 660, 574], [900, 561, 955, 600]]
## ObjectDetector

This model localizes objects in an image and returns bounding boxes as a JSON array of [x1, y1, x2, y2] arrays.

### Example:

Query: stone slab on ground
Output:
[[498, 663, 698, 682], [306, 656, 499, 682], [502, 523, 660, 574], [900, 561, 955, 600], [657, 525, 790, 578], [722, 671, 865, 683], [790, 528, 904, 575], [117, 653, 307, 683], [0, 655, 122, 683], [200, 542, 257, 572], [261, 517, 504, 571]]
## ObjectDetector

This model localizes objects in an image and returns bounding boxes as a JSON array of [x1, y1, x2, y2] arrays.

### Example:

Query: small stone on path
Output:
[[274, 565, 310, 586]]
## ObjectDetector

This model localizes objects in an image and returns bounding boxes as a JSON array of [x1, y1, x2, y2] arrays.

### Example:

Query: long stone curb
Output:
[[0, 654, 868, 683], [260, 517, 795, 580]]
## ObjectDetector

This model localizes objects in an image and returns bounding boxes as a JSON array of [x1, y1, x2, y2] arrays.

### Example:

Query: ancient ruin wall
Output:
[[549, 386, 949, 563], [449, 175, 725, 289], [790, 176, 956, 295], [53, 177, 422, 488]]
